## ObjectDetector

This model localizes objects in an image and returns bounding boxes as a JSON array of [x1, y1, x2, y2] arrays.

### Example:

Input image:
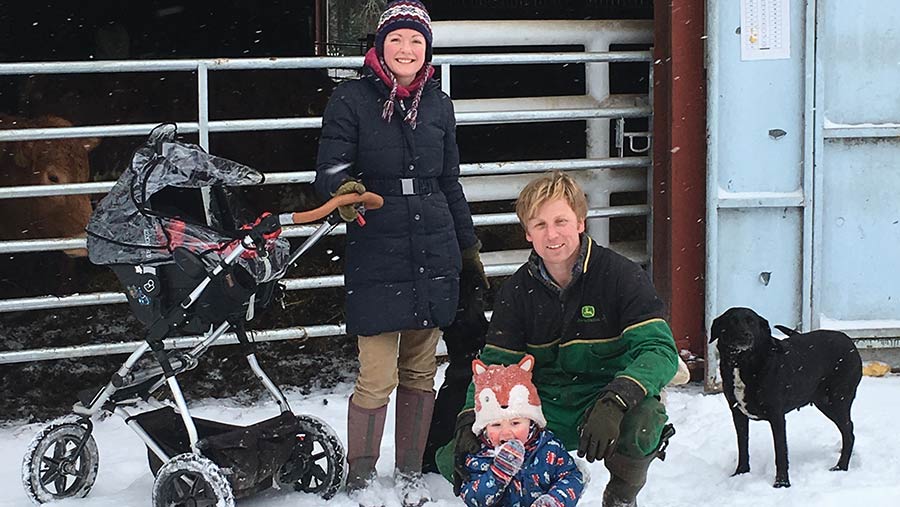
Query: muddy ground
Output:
[[0, 276, 360, 423]]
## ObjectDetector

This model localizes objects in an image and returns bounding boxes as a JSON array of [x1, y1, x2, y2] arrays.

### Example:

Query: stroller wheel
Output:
[[151, 453, 235, 507], [22, 417, 99, 504], [275, 414, 346, 500]]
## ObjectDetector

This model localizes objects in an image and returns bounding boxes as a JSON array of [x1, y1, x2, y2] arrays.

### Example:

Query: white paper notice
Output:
[[740, 0, 791, 61]]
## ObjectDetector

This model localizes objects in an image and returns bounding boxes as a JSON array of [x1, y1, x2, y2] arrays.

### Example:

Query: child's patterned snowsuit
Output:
[[460, 428, 584, 507]]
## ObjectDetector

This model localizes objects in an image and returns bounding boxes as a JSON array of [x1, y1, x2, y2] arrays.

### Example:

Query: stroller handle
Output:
[[281, 192, 384, 225]]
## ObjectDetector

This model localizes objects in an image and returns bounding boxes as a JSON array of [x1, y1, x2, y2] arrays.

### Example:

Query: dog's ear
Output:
[[757, 313, 782, 349], [758, 314, 772, 338], [771, 336, 789, 352], [709, 316, 722, 343]]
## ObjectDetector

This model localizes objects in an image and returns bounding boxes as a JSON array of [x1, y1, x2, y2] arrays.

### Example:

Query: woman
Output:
[[313, 2, 485, 506]]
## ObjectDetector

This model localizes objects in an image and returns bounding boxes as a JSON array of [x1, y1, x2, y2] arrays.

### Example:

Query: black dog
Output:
[[710, 307, 862, 488]]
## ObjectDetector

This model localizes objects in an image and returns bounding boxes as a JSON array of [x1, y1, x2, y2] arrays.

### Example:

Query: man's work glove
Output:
[[532, 494, 565, 507], [460, 241, 489, 291], [333, 179, 366, 222], [452, 410, 480, 495], [578, 377, 646, 462], [490, 439, 525, 484], [577, 391, 626, 462]]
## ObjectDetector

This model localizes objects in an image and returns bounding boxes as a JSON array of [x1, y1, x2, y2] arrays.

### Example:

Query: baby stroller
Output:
[[21, 125, 382, 506]]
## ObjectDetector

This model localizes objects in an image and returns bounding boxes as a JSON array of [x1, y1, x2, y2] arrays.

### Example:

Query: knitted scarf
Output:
[[364, 47, 434, 129]]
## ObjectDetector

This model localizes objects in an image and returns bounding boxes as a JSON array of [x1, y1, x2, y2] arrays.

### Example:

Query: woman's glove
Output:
[[490, 439, 525, 484], [333, 179, 366, 222], [577, 391, 627, 462], [460, 242, 489, 290], [442, 242, 489, 365], [532, 494, 565, 507], [452, 410, 480, 495]]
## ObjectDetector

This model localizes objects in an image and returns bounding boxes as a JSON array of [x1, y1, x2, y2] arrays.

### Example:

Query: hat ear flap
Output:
[[472, 359, 487, 375], [518, 354, 535, 373]]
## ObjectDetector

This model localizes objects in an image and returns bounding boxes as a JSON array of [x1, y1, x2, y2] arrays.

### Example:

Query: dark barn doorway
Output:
[[0, 0, 697, 422], [425, 0, 655, 269]]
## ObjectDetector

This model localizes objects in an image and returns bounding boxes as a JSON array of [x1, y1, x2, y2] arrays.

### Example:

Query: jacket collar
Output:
[[527, 234, 592, 295]]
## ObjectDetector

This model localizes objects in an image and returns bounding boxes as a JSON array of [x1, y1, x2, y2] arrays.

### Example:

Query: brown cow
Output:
[[0, 115, 100, 256]]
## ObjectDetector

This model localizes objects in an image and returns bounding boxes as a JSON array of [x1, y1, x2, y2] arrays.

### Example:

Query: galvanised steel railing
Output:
[[0, 20, 654, 364]]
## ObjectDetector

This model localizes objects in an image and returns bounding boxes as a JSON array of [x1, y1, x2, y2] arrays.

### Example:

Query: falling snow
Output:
[[2, 369, 900, 506]]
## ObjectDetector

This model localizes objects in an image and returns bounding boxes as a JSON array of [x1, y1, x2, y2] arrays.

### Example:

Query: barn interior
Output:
[[0, 0, 656, 420]]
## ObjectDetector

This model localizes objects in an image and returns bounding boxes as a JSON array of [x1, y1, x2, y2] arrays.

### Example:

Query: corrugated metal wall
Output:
[[706, 0, 900, 385]]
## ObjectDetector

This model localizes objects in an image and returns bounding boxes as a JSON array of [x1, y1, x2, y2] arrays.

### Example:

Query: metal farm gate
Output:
[[0, 20, 654, 365], [706, 0, 900, 385]]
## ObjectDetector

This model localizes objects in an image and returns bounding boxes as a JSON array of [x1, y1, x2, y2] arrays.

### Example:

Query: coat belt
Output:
[[365, 177, 439, 196]]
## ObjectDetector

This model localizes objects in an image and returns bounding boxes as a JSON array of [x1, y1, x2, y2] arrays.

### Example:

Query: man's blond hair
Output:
[[515, 171, 588, 228]]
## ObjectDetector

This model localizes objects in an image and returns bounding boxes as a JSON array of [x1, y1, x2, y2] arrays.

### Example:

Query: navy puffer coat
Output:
[[314, 66, 478, 337]]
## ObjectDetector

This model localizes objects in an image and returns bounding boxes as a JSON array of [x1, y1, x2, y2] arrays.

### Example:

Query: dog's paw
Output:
[[773, 478, 791, 488], [732, 466, 750, 476], [829, 464, 849, 472]]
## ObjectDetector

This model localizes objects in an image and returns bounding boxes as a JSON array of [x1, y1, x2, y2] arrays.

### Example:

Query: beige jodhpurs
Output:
[[352, 328, 441, 410]]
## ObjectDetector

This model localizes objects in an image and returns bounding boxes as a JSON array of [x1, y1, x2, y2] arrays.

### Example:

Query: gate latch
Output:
[[615, 118, 652, 157]]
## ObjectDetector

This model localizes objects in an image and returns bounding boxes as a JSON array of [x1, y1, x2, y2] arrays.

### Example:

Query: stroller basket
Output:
[[136, 407, 299, 498]]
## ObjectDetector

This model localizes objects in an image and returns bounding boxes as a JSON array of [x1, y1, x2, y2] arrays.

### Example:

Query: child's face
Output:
[[485, 417, 531, 447]]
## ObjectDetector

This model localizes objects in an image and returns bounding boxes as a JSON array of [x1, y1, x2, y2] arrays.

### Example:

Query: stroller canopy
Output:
[[87, 125, 290, 283]]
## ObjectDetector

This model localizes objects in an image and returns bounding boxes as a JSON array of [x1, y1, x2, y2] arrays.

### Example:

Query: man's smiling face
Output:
[[524, 197, 585, 270]]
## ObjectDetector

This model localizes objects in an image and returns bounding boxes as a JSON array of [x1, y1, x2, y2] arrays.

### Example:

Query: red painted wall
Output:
[[652, 0, 707, 362]]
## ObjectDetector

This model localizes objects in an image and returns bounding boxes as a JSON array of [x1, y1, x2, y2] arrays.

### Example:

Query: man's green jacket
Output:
[[462, 236, 678, 449]]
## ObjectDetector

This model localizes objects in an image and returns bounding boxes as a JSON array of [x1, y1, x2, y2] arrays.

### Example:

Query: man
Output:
[[437, 171, 679, 507]]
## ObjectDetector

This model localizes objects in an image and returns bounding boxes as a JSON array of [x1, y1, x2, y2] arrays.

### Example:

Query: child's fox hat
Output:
[[471, 354, 546, 435]]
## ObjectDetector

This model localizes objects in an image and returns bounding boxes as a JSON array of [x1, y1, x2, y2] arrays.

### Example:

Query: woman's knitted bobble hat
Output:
[[374, 0, 433, 62], [471, 354, 547, 436]]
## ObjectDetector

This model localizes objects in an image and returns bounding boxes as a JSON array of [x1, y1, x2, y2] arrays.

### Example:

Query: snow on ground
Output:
[[2, 366, 899, 506]]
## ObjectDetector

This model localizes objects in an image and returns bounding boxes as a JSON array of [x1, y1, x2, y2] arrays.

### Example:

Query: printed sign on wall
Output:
[[740, 0, 791, 60]]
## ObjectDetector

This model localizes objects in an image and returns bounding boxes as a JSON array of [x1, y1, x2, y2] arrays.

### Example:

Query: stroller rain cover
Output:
[[86, 125, 290, 284]]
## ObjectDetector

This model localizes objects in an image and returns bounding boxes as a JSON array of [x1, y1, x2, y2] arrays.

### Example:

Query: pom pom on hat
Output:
[[472, 354, 547, 436], [375, 0, 433, 62]]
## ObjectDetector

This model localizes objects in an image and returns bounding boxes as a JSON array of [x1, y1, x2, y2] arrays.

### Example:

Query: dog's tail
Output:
[[774, 324, 799, 336]]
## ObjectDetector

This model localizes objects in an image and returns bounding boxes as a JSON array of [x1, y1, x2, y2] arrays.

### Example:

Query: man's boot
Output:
[[394, 385, 436, 507], [422, 359, 473, 473], [346, 397, 387, 493], [602, 451, 655, 507]]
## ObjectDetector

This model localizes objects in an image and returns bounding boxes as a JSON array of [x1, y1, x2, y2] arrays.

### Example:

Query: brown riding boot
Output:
[[346, 397, 388, 493], [394, 386, 436, 507], [602, 451, 655, 507]]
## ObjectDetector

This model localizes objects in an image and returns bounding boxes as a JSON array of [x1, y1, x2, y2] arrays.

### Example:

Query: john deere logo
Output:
[[581, 305, 595, 319]]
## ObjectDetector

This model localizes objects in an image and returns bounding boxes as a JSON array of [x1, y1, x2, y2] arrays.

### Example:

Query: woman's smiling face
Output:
[[382, 28, 426, 86]]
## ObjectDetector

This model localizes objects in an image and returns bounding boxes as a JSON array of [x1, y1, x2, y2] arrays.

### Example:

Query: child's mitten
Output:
[[490, 439, 526, 483]]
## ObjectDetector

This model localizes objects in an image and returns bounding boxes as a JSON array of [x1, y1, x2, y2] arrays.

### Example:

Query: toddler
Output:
[[459, 355, 584, 507]]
